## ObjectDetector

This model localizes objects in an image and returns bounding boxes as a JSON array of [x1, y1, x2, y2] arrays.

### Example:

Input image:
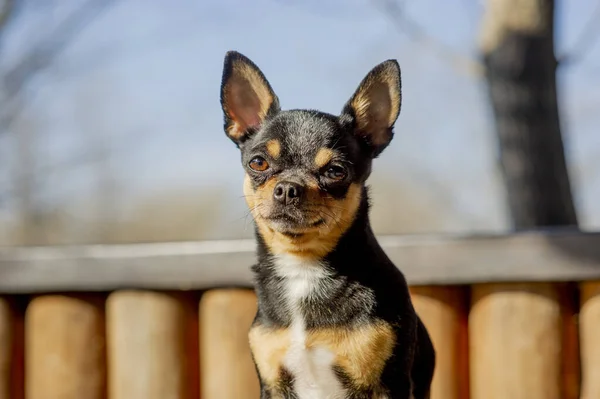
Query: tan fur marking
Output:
[[248, 325, 290, 389], [266, 139, 281, 159], [305, 179, 320, 191], [307, 321, 396, 388], [223, 62, 274, 140], [249, 322, 395, 390], [314, 147, 334, 168], [244, 174, 362, 260]]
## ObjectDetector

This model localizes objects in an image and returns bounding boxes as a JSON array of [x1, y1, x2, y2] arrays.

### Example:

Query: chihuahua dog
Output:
[[219, 51, 435, 399]]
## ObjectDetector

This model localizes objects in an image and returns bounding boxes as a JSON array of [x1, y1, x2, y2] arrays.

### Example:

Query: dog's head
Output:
[[220, 51, 402, 258]]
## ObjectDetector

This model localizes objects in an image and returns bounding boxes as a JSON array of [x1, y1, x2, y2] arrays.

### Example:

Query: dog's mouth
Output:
[[263, 213, 325, 236]]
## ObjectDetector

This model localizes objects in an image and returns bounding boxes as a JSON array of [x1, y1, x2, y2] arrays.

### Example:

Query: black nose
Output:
[[273, 181, 304, 205]]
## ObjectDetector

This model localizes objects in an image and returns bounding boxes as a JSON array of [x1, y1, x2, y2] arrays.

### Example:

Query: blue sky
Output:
[[0, 0, 599, 240]]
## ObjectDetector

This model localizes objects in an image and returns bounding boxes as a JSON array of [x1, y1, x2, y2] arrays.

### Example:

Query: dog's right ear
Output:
[[220, 51, 280, 146]]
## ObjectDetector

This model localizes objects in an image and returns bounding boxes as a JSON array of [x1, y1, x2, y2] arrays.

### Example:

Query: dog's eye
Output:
[[324, 165, 346, 181], [249, 156, 269, 172]]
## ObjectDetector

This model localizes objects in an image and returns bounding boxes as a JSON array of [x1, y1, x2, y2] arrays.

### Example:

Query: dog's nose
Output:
[[273, 181, 304, 205]]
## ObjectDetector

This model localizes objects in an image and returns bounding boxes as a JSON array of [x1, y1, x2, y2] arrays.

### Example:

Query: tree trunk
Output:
[[480, 0, 578, 229]]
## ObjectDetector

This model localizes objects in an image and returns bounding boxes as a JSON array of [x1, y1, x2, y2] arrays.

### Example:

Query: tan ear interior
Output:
[[350, 66, 401, 147], [223, 63, 275, 141]]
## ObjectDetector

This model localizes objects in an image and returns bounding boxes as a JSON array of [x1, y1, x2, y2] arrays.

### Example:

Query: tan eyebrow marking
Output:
[[265, 139, 281, 158], [314, 148, 334, 168]]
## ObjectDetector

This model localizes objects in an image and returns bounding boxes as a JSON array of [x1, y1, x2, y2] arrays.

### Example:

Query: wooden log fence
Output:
[[106, 291, 189, 399], [25, 294, 105, 399], [0, 298, 11, 399], [0, 229, 599, 399]]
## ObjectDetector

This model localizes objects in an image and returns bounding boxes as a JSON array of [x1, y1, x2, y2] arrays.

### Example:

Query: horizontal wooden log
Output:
[[1, 230, 599, 293], [580, 281, 600, 399], [25, 295, 105, 399], [107, 290, 188, 399], [0, 298, 11, 399]]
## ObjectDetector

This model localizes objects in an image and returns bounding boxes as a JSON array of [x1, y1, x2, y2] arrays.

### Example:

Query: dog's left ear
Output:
[[220, 51, 280, 146], [341, 60, 401, 157]]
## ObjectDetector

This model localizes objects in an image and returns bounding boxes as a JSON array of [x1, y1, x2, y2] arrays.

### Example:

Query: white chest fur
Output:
[[274, 254, 348, 399]]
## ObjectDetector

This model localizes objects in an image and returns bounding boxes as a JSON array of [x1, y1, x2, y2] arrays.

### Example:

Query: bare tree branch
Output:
[[3, 0, 113, 101], [0, 0, 115, 131], [375, 0, 600, 75], [0, 0, 12, 32], [558, 0, 600, 65], [0, 0, 115, 244], [373, 0, 484, 77]]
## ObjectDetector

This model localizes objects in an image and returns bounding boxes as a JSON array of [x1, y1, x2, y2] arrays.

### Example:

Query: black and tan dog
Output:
[[219, 51, 435, 399]]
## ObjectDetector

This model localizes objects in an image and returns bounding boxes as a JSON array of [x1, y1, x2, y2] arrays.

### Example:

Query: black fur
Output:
[[220, 50, 435, 399]]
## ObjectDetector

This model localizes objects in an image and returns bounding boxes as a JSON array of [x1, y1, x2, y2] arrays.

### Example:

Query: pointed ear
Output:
[[220, 51, 280, 146], [341, 60, 402, 157]]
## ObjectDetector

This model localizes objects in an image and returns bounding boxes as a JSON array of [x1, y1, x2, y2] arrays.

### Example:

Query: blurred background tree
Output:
[[480, 0, 579, 229], [1, 0, 599, 246], [377, 0, 600, 230]]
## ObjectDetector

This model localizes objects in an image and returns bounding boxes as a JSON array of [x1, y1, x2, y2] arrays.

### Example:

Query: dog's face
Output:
[[220, 51, 402, 258]]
